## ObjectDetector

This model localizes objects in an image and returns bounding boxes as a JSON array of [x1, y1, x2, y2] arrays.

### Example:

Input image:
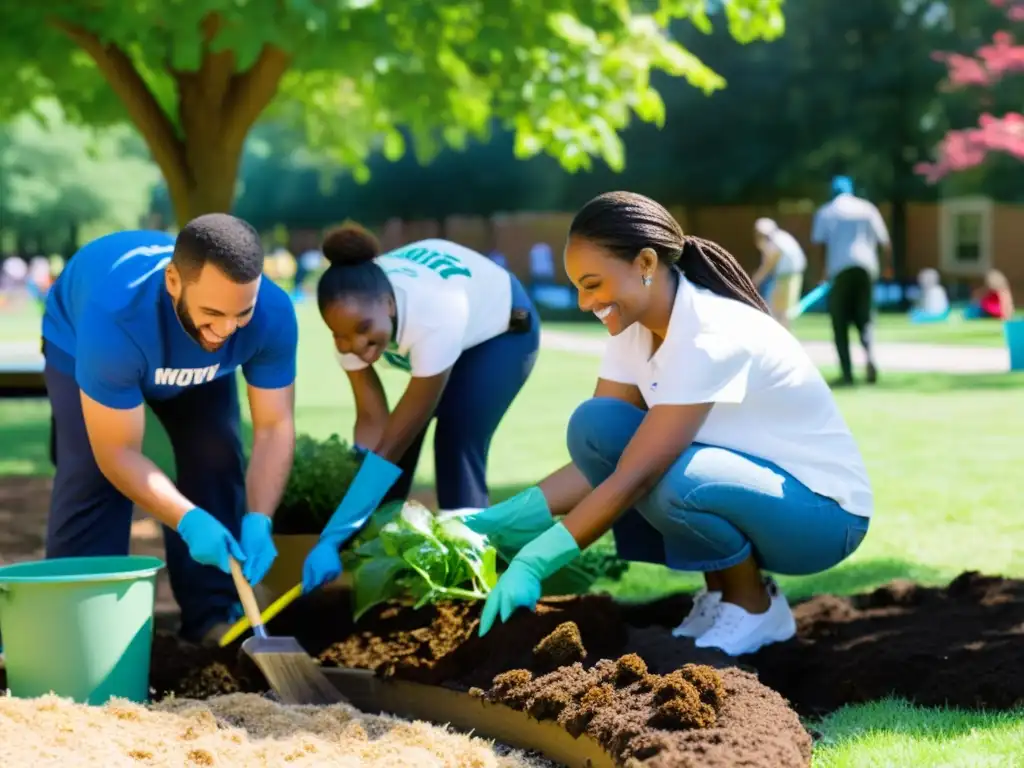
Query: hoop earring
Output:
[[642, 274, 652, 287]]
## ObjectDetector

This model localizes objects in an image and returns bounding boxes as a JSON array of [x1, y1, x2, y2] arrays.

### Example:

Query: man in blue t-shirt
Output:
[[41, 213, 298, 644]]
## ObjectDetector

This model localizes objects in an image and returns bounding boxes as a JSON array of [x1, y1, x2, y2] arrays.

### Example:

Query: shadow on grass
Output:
[[597, 557, 951, 604], [0, 417, 53, 476], [821, 370, 1024, 393], [777, 558, 951, 602]]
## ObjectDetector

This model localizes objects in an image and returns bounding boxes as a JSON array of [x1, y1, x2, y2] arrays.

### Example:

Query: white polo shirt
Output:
[[338, 239, 512, 378], [598, 274, 873, 518]]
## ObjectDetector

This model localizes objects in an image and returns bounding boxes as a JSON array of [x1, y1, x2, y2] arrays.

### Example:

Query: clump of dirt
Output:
[[489, 669, 536, 709], [481, 659, 809, 767], [533, 621, 586, 670], [612, 653, 648, 686], [655, 664, 727, 711]]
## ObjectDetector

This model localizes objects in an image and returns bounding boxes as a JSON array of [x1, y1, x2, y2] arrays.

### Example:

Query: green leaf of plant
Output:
[[402, 541, 449, 586], [355, 500, 404, 544], [353, 537, 388, 559], [352, 555, 410, 621], [437, 517, 496, 594], [437, 517, 488, 553], [479, 547, 499, 590], [398, 501, 444, 546], [379, 520, 429, 558]]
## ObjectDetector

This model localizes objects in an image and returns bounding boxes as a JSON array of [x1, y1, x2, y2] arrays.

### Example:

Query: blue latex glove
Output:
[[301, 450, 402, 593], [457, 486, 554, 553], [301, 539, 344, 594], [478, 522, 581, 637], [239, 513, 277, 586], [177, 507, 246, 575]]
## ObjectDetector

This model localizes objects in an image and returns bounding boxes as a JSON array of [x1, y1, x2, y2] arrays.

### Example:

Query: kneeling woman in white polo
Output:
[[469, 191, 873, 656]]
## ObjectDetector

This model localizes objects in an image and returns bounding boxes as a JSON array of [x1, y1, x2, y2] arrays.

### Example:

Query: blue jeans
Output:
[[566, 398, 869, 575]]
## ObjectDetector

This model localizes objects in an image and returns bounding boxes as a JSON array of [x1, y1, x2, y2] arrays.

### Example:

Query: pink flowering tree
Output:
[[917, 0, 1024, 181]]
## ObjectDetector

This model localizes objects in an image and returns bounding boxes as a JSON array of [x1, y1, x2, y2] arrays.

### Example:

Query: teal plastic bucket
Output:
[[0, 555, 164, 705], [1006, 319, 1024, 372]]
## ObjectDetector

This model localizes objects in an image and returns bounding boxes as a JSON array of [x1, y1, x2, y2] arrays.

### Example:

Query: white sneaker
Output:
[[672, 588, 722, 638], [694, 578, 796, 656]]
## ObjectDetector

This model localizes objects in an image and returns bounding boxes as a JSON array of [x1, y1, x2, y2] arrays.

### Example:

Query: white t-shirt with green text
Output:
[[338, 239, 513, 378]]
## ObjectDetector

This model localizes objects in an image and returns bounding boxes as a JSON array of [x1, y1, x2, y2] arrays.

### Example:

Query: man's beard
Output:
[[175, 293, 220, 350]]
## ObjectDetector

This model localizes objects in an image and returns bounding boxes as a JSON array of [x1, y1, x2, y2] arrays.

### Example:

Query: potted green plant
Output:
[[262, 433, 361, 595]]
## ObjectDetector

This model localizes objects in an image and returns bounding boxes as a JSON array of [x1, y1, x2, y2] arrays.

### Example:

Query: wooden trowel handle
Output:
[[229, 557, 264, 633]]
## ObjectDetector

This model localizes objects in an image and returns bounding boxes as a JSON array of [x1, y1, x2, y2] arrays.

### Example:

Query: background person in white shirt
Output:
[[910, 268, 950, 323], [301, 225, 541, 592], [811, 176, 893, 386], [750, 217, 807, 328], [462, 191, 872, 656]]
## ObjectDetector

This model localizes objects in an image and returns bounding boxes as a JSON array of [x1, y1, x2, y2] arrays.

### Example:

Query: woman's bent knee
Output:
[[566, 397, 645, 467]]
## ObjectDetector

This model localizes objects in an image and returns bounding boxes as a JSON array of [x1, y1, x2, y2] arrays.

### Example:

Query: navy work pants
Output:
[[44, 355, 245, 642], [382, 273, 540, 511]]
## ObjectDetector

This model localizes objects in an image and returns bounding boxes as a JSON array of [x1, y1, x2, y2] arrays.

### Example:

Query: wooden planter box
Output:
[[261, 534, 352, 599]]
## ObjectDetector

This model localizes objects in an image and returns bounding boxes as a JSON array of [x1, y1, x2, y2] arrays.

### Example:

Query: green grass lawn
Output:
[[3, 300, 1024, 764]]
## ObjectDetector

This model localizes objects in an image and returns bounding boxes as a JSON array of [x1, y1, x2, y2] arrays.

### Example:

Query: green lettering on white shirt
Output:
[[391, 246, 472, 279]]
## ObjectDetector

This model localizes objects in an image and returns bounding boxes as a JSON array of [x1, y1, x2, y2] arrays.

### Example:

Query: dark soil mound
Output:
[[747, 571, 1024, 716]]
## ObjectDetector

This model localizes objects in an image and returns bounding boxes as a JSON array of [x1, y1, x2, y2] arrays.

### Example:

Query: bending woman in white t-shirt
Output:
[[300, 224, 540, 593], [462, 191, 873, 656]]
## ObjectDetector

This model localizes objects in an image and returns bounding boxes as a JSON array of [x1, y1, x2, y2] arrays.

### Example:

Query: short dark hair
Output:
[[569, 191, 769, 314], [316, 223, 390, 312], [172, 213, 264, 284]]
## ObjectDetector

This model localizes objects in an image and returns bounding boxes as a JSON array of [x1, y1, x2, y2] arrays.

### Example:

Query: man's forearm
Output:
[[246, 420, 295, 517], [100, 450, 194, 528]]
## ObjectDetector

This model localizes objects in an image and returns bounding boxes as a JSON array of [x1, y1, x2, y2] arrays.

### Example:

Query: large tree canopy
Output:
[[0, 0, 783, 225]]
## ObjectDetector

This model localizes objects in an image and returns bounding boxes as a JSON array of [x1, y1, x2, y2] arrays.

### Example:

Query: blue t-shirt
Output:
[[42, 230, 298, 410]]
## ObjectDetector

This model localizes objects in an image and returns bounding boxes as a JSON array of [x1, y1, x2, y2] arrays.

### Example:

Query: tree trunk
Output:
[[57, 17, 290, 228], [169, 130, 246, 224]]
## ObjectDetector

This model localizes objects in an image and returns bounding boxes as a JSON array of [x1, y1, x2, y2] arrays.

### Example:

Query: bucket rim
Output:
[[0, 555, 166, 585]]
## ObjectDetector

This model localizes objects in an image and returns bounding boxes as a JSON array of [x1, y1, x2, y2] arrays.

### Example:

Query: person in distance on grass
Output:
[[749, 217, 807, 329], [40, 215, 298, 644], [466, 191, 873, 657], [811, 175, 892, 387], [301, 224, 541, 594]]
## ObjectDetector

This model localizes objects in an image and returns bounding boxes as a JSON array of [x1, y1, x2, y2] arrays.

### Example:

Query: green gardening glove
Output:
[[478, 522, 581, 636], [455, 486, 554, 552]]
